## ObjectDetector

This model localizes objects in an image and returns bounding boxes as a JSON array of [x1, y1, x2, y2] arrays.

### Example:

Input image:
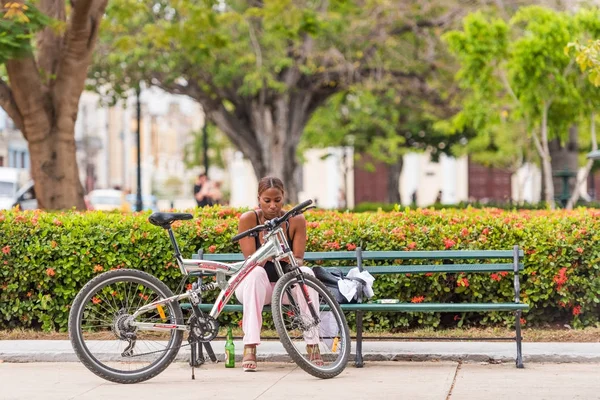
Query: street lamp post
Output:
[[202, 124, 209, 174], [135, 85, 143, 212]]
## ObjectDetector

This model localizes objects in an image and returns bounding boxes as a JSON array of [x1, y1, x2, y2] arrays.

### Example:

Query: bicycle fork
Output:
[[285, 272, 321, 327]]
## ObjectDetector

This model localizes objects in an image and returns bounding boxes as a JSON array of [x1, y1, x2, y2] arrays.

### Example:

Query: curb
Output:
[[2, 340, 600, 364]]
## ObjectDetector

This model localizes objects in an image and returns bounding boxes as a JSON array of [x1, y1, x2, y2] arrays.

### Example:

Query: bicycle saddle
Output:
[[148, 212, 193, 228]]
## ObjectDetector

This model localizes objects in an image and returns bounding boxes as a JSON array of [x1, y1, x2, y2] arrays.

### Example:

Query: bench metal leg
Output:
[[355, 310, 364, 368], [515, 310, 524, 369]]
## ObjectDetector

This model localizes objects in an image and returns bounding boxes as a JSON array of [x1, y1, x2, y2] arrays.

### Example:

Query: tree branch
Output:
[[154, 74, 262, 163], [390, 8, 464, 35], [5, 56, 51, 142], [53, 0, 108, 124], [566, 112, 598, 209], [0, 81, 25, 131], [37, 0, 66, 85]]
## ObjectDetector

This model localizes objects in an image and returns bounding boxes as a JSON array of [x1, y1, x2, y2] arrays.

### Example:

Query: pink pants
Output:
[[235, 266, 320, 345]]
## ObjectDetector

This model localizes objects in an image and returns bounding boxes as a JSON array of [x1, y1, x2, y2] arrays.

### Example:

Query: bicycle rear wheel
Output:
[[271, 272, 351, 379], [68, 269, 184, 384]]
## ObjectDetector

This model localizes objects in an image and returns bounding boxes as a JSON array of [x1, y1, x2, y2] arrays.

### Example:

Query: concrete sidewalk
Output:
[[1, 361, 599, 400], [1, 339, 600, 363]]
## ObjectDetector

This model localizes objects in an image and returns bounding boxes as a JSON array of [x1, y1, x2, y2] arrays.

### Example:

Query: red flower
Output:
[[46, 268, 56, 277], [456, 277, 469, 287], [453, 315, 460, 321], [93, 265, 104, 273], [92, 297, 101, 305], [443, 239, 456, 249], [491, 273, 501, 282], [500, 271, 508, 277], [208, 245, 217, 253], [2, 245, 9, 254], [553, 267, 568, 290], [520, 318, 526, 325], [407, 242, 417, 250], [238, 319, 243, 327], [576, 248, 583, 254], [482, 228, 490, 235], [461, 228, 469, 237], [326, 241, 340, 250], [572, 305, 582, 316], [186, 284, 193, 291], [411, 296, 425, 303], [53, 218, 63, 226], [346, 243, 357, 251], [425, 272, 433, 277]]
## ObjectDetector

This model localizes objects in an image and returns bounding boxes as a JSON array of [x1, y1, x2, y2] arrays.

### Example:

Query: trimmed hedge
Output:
[[1, 206, 599, 332]]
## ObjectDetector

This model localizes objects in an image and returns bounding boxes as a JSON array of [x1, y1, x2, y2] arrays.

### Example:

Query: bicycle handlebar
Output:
[[231, 199, 314, 243]]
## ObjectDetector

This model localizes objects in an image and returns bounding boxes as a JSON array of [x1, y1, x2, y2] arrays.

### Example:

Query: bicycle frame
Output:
[[129, 224, 303, 332]]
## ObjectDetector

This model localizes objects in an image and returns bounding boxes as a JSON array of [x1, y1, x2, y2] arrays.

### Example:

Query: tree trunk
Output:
[[387, 157, 403, 204], [566, 114, 597, 209], [25, 122, 86, 210], [203, 90, 335, 204], [1, 0, 108, 210], [532, 101, 555, 209]]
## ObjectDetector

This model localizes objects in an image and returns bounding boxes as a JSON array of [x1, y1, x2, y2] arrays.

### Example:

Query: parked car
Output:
[[0, 168, 30, 210], [13, 180, 37, 210]]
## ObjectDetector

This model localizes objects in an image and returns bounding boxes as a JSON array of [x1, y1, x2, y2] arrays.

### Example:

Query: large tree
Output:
[[1, 0, 108, 209], [444, 7, 600, 209], [93, 0, 478, 202]]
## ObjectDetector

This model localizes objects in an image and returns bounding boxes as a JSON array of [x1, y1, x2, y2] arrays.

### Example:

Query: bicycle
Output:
[[68, 199, 351, 383]]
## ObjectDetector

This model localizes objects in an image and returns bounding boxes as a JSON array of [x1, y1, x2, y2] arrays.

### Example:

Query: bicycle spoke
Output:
[[71, 270, 184, 382], [272, 273, 350, 378]]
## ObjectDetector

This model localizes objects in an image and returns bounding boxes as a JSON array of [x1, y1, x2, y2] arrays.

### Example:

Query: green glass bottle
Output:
[[224, 326, 235, 368]]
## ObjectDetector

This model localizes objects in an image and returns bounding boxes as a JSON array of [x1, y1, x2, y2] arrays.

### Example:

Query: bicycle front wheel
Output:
[[68, 269, 184, 384], [272, 272, 351, 379]]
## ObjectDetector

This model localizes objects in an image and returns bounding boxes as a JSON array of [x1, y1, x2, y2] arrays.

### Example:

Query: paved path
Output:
[[1, 361, 599, 400]]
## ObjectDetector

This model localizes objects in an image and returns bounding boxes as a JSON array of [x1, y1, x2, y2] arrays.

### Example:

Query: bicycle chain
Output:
[[124, 338, 196, 358]]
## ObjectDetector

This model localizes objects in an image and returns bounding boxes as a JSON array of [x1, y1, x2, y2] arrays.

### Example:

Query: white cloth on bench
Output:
[[338, 268, 375, 302]]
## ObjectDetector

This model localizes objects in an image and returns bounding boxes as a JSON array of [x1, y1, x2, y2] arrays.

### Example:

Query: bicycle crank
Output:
[[188, 314, 219, 342]]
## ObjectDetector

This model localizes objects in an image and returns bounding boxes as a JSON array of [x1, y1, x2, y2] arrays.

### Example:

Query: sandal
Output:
[[242, 345, 257, 372], [306, 344, 324, 367]]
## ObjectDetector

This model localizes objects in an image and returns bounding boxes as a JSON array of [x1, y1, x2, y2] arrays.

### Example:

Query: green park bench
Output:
[[187, 246, 529, 368]]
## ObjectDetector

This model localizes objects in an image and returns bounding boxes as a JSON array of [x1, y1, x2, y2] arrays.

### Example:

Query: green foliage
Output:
[[92, 0, 379, 100], [0, 1, 50, 64], [441, 11, 531, 170], [568, 39, 600, 87], [443, 7, 600, 171], [1, 206, 599, 332]]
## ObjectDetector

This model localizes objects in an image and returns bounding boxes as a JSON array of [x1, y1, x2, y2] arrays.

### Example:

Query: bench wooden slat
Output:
[[183, 302, 529, 313], [194, 251, 359, 261], [336, 263, 523, 274], [361, 250, 523, 259], [194, 250, 524, 262]]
